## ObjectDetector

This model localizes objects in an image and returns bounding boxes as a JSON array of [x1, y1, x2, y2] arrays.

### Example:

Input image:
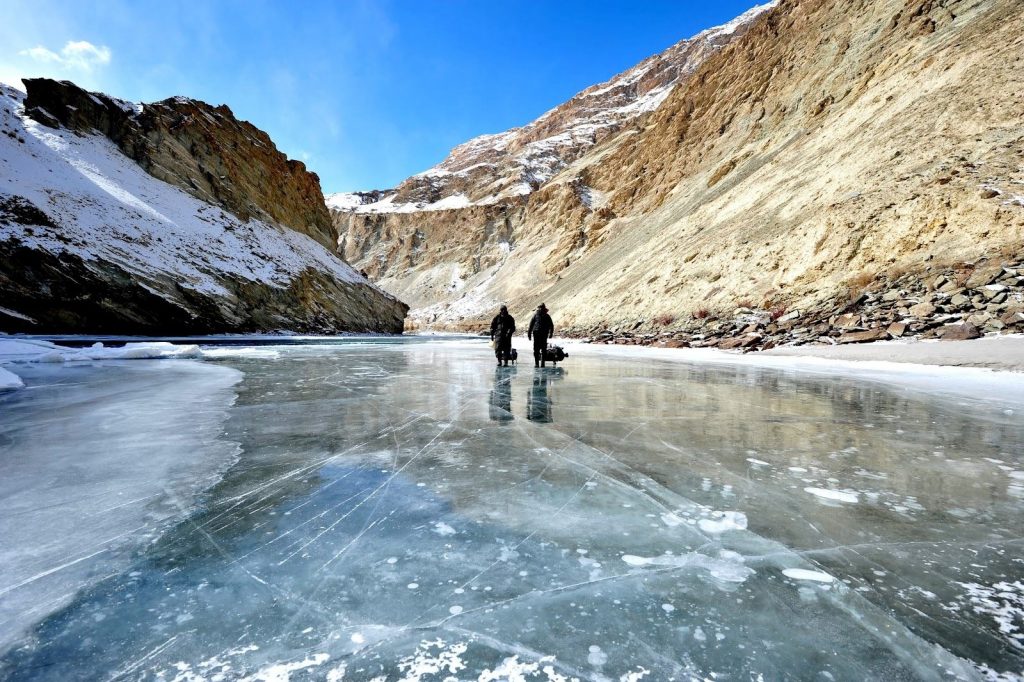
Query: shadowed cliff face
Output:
[[1, 81, 408, 334], [0, 239, 410, 335], [332, 0, 1024, 333]]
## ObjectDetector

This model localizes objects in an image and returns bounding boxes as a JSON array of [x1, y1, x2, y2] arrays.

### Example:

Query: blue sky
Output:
[[0, 1, 767, 193]]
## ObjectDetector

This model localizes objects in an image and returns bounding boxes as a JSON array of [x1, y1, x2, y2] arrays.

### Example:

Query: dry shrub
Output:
[[953, 263, 977, 286], [846, 271, 875, 291], [769, 305, 788, 321], [735, 298, 755, 309], [883, 263, 914, 282], [692, 308, 711, 320], [653, 313, 676, 326]]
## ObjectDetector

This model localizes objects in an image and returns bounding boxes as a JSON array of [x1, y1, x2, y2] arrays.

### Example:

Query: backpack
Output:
[[543, 345, 568, 364]]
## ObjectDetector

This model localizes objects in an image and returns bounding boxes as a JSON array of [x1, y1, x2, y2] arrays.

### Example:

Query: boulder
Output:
[[834, 313, 861, 329], [938, 322, 981, 341], [886, 321, 908, 338], [1000, 310, 1024, 326], [881, 290, 902, 302], [966, 312, 991, 326], [778, 310, 801, 322], [908, 302, 936, 317], [838, 328, 889, 344]]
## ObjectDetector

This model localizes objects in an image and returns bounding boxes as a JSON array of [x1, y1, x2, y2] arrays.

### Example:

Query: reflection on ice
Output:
[[0, 339, 1022, 680]]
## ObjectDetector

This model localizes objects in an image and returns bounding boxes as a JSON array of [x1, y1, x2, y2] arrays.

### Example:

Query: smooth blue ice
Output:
[[0, 339, 1022, 681]]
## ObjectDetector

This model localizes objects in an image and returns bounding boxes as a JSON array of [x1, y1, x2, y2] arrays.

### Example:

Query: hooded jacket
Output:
[[490, 311, 516, 340], [528, 310, 554, 340]]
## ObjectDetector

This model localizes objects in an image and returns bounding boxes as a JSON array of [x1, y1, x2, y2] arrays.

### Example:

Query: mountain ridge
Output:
[[0, 80, 407, 334], [327, 1, 777, 216]]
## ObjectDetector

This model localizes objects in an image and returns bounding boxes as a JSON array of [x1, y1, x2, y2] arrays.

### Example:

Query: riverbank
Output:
[[555, 335, 1024, 407], [759, 334, 1024, 372]]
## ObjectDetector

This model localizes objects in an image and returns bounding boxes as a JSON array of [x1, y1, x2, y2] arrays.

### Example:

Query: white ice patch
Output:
[[698, 510, 748, 534], [621, 551, 754, 583], [783, 569, 835, 584], [201, 347, 282, 360], [804, 487, 859, 504], [477, 653, 591, 682], [660, 512, 685, 527], [954, 581, 1024, 651], [432, 521, 457, 536], [0, 340, 202, 363], [239, 653, 330, 682], [0, 366, 23, 390], [396, 639, 467, 681]]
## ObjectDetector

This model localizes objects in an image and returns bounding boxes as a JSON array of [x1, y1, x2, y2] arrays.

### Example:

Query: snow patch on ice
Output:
[[2, 339, 201, 363], [433, 521, 457, 536], [697, 510, 748, 534], [783, 569, 835, 583], [954, 580, 1024, 651], [804, 487, 859, 504], [0, 366, 23, 390], [621, 550, 754, 583], [396, 639, 467, 681], [201, 347, 282, 360], [239, 653, 330, 682]]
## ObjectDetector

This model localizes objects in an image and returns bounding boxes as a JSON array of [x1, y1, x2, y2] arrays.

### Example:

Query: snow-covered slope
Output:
[[327, 2, 776, 215], [0, 83, 407, 333]]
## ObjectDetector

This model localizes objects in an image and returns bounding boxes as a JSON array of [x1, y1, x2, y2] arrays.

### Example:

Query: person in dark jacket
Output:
[[490, 305, 516, 367], [527, 303, 554, 368]]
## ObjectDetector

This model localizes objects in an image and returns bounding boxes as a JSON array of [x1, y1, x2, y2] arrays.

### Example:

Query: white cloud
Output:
[[19, 40, 111, 72]]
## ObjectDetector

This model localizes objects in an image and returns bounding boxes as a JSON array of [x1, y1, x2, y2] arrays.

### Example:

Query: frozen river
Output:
[[0, 337, 1022, 680]]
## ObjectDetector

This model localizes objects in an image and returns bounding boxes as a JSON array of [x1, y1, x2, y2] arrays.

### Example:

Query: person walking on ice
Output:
[[527, 303, 554, 368], [490, 305, 516, 367]]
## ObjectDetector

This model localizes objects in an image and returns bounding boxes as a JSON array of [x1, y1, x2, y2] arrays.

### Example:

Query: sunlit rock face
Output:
[[0, 80, 408, 334], [332, 0, 1024, 334]]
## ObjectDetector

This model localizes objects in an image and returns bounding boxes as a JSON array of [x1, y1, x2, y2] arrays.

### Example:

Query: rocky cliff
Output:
[[0, 80, 407, 334], [332, 0, 1023, 340], [331, 3, 776, 324]]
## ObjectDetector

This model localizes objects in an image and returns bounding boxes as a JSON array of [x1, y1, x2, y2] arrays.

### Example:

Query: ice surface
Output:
[[0, 338, 1022, 680], [0, 359, 241, 657]]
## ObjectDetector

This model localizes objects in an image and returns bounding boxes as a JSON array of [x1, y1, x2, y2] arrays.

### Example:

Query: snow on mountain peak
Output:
[[329, 2, 778, 215]]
